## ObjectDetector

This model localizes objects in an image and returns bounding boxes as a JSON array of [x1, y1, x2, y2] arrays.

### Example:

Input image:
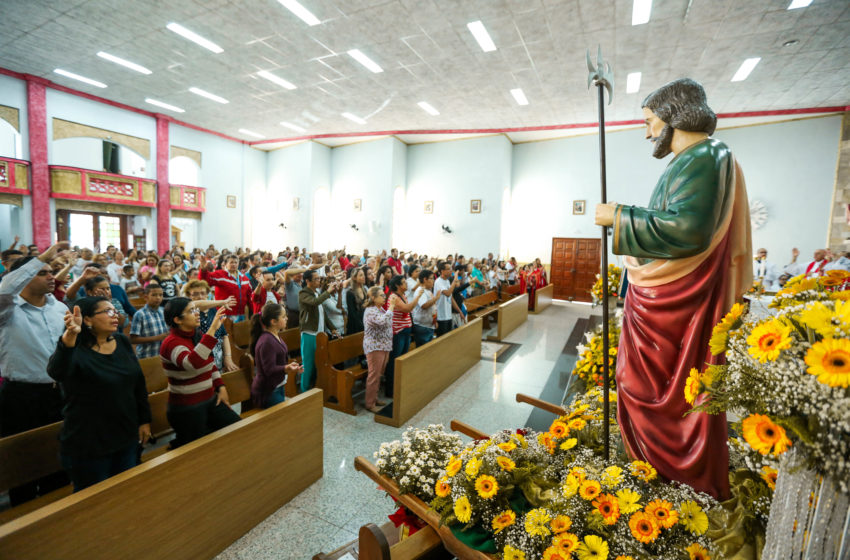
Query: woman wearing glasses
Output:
[[160, 297, 240, 448], [47, 297, 152, 492]]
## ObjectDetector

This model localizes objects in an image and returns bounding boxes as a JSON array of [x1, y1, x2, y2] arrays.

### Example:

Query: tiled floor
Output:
[[215, 301, 592, 560]]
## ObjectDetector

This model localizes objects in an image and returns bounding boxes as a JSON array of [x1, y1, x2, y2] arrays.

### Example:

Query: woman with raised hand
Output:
[[345, 267, 367, 335], [384, 275, 415, 398], [47, 297, 151, 492], [249, 303, 303, 408], [362, 286, 395, 413]]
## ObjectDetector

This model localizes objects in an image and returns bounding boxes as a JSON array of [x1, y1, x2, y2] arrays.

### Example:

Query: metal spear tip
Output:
[[586, 45, 614, 105]]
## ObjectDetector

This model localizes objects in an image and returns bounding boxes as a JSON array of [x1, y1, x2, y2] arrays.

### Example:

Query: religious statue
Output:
[[594, 78, 752, 500]]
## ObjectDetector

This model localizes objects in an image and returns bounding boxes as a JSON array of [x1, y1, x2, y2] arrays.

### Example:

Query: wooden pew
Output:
[[487, 293, 528, 342], [0, 389, 324, 560], [375, 319, 482, 428], [315, 331, 368, 415], [464, 290, 498, 320], [357, 523, 447, 560], [128, 296, 146, 310], [532, 283, 554, 314], [499, 283, 521, 302], [139, 355, 168, 393]]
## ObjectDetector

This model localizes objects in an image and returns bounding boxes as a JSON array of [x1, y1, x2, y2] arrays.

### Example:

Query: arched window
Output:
[[169, 156, 200, 186]]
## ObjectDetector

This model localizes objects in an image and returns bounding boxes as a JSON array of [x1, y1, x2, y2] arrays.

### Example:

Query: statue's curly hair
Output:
[[642, 78, 716, 135]]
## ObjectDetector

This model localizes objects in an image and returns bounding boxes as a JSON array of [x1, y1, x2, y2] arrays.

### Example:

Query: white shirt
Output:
[[106, 262, 124, 284], [411, 286, 435, 327], [405, 277, 418, 300], [433, 277, 452, 321]]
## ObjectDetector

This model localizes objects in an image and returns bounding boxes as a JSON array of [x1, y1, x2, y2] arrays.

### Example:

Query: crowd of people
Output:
[[751, 246, 848, 291], [0, 238, 550, 504]]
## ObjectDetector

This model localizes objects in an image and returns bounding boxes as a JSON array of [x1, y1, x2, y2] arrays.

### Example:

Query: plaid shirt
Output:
[[130, 305, 168, 358]]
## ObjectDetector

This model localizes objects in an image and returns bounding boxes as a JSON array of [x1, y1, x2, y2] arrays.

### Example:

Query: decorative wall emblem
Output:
[[750, 199, 768, 230]]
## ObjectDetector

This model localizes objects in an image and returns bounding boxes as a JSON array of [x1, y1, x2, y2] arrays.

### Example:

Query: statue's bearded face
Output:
[[643, 107, 673, 159]]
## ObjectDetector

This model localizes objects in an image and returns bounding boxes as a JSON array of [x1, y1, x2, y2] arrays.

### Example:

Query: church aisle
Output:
[[215, 302, 591, 559]]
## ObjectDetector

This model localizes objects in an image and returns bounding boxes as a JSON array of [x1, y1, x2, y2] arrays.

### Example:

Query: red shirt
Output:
[[387, 257, 403, 275], [199, 268, 253, 316], [252, 286, 282, 314]]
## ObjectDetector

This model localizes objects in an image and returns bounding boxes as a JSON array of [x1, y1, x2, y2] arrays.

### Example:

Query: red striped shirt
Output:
[[391, 293, 412, 334], [160, 329, 223, 406]]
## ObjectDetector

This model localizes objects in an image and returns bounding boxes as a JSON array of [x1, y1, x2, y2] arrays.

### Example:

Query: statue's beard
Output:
[[650, 124, 674, 159]]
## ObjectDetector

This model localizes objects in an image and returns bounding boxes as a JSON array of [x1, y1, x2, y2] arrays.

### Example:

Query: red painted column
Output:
[[26, 78, 51, 250], [156, 116, 170, 254]]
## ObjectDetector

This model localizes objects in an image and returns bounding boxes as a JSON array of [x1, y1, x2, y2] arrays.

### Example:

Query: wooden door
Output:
[[550, 237, 601, 302]]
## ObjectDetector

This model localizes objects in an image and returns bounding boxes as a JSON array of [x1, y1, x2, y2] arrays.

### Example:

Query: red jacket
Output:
[[199, 268, 253, 316], [252, 286, 282, 314]]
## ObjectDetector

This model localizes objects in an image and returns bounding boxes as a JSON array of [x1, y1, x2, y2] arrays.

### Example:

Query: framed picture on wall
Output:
[[353, 199, 362, 211], [573, 200, 586, 215], [470, 199, 481, 213], [292, 197, 300, 210], [424, 200, 434, 214], [226, 195, 237, 209]]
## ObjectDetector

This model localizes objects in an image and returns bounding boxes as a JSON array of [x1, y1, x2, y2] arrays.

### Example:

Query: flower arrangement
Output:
[[572, 318, 621, 389], [768, 270, 850, 310], [591, 265, 622, 305], [689, 291, 850, 493], [374, 424, 464, 501]]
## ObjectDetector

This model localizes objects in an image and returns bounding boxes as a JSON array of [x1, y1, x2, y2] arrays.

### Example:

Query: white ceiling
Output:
[[2, 0, 848, 147]]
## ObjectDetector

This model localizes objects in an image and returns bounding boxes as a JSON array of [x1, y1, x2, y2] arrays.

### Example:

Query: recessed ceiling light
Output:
[[166, 23, 223, 54], [281, 121, 306, 133], [189, 87, 229, 104], [417, 101, 439, 116], [341, 112, 366, 125], [238, 129, 265, 139], [731, 57, 761, 82], [347, 49, 383, 73], [257, 70, 297, 90], [510, 88, 528, 106], [467, 21, 497, 52], [782, 39, 799, 47], [626, 72, 641, 93], [53, 69, 106, 88], [787, 0, 813, 9], [276, 0, 321, 26], [145, 98, 185, 113], [632, 0, 653, 25], [96, 51, 152, 75]]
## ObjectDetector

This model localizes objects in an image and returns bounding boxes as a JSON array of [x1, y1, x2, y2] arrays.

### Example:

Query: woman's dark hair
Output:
[[250, 303, 285, 357], [84, 275, 108, 294], [388, 275, 406, 295], [377, 265, 392, 280], [419, 269, 434, 283], [164, 297, 192, 328], [76, 296, 110, 349], [407, 264, 420, 277]]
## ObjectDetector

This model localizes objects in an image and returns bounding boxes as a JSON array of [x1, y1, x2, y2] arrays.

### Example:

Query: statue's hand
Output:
[[594, 203, 617, 227]]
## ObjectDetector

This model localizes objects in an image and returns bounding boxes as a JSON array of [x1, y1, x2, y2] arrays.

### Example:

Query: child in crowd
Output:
[[249, 303, 302, 408], [129, 283, 167, 359], [119, 264, 141, 296], [252, 271, 281, 315]]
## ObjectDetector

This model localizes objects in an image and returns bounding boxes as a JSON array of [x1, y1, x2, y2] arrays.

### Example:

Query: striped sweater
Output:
[[160, 328, 224, 406]]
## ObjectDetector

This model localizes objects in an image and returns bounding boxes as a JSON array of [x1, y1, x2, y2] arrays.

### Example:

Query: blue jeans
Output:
[[300, 332, 317, 392], [264, 386, 286, 408], [61, 443, 139, 492], [412, 324, 434, 347], [385, 328, 411, 397]]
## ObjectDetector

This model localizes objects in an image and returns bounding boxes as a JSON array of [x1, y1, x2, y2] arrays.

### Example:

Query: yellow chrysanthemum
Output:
[[560, 438, 578, 451], [445, 456, 462, 477], [709, 330, 729, 356], [524, 508, 551, 538], [805, 337, 850, 388], [498, 441, 517, 452], [562, 474, 580, 498], [684, 367, 701, 405], [554, 532, 580, 554], [538, 432, 557, 454], [568, 418, 587, 431], [746, 319, 793, 363], [579, 479, 602, 501], [491, 509, 516, 533], [645, 498, 678, 529], [464, 457, 482, 477], [601, 465, 624, 487], [679, 500, 709, 535], [496, 456, 516, 471], [709, 302, 745, 355], [686, 542, 712, 560], [760, 466, 778, 491], [569, 404, 590, 418], [629, 460, 657, 482], [542, 547, 570, 560], [616, 488, 643, 514], [742, 414, 792, 456], [513, 433, 528, 448], [629, 511, 660, 543], [453, 495, 471, 523], [831, 290, 850, 301], [474, 474, 498, 499], [550, 515, 572, 534], [569, 466, 587, 481], [827, 269, 850, 280], [798, 302, 839, 336], [593, 493, 621, 525], [503, 545, 526, 560], [822, 276, 843, 287], [435, 477, 451, 498], [550, 420, 569, 438], [575, 534, 609, 560]]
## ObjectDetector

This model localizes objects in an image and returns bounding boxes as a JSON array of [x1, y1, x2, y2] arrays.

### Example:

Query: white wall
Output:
[[266, 141, 315, 251], [0, 74, 30, 246], [406, 135, 511, 259], [0, 73, 28, 160]]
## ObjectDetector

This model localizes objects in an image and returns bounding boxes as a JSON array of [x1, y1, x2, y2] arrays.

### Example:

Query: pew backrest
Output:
[[492, 293, 528, 341], [139, 356, 168, 393], [0, 421, 62, 493]]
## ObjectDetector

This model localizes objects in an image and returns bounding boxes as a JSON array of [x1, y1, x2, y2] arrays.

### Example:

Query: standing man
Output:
[[199, 254, 253, 321], [298, 270, 338, 392], [804, 249, 829, 277], [433, 262, 459, 337], [0, 241, 71, 504], [387, 249, 404, 276], [595, 78, 751, 500], [753, 248, 779, 291]]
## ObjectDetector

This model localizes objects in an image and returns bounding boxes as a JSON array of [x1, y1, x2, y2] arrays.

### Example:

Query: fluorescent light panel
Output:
[[53, 69, 106, 88], [417, 101, 439, 116], [787, 0, 813, 9], [145, 98, 185, 113], [341, 112, 366, 125], [281, 121, 306, 133], [189, 87, 229, 104], [632, 0, 653, 25], [626, 72, 641, 93], [97, 51, 151, 74], [347, 49, 383, 73], [166, 22, 223, 53], [731, 57, 761, 82], [277, 0, 321, 25], [467, 20, 497, 52], [510, 88, 528, 106], [257, 70, 296, 90], [238, 129, 265, 139]]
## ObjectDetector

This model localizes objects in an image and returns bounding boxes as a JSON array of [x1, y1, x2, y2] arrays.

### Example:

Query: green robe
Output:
[[614, 138, 735, 264]]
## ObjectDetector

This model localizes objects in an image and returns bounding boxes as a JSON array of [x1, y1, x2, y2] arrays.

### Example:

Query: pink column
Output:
[[26, 78, 50, 250], [156, 116, 170, 254]]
